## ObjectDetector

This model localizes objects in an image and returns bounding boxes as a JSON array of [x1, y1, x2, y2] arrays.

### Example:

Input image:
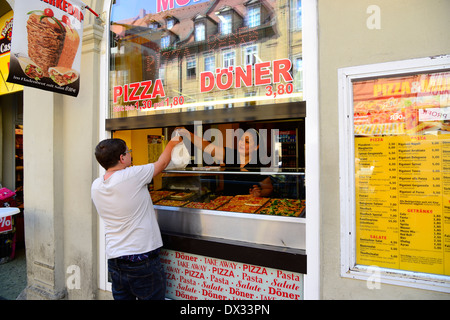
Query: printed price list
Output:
[[160, 249, 303, 300], [355, 135, 450, 276]]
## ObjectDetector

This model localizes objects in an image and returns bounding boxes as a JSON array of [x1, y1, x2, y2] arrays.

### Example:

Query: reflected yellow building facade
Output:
[[110, 0, 302, 118]]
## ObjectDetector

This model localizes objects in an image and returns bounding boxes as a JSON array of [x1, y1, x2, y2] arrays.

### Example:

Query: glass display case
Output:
[[154, 169, 305, 217]]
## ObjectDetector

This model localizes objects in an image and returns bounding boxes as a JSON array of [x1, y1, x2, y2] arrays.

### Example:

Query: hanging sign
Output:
[[7, 0, 86, 97], [0, 11, 23, 95]]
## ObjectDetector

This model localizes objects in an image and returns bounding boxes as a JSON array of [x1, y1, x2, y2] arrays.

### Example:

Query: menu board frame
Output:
[[338, 55, 450, 293]]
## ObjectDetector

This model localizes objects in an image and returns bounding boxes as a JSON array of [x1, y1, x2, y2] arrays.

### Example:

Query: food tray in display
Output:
[[216, 195, 270, 213], [257, 199, 305, 217], [155, 199, 189, 207], [183, 196, 233, 210], [150, 190, 176, 203], [152, 190, 305, 217], [167, 191, 196, 201]]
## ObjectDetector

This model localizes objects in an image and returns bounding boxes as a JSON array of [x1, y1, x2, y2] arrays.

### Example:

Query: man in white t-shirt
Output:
[[91, 136, 181, 300]]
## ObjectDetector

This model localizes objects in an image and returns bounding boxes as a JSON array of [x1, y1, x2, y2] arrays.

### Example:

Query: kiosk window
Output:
[[109, 0, 302, 118]]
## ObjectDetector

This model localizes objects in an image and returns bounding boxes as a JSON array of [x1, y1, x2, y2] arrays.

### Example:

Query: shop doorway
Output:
[[0, 91, 26, 299]]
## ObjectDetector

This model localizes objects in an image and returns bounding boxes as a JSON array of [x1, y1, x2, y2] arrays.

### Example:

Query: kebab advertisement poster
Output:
[[7, 0, 85, 97]]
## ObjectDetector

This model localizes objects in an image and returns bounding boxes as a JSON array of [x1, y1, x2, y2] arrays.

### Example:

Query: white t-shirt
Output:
[[91, 164, 162, 259]]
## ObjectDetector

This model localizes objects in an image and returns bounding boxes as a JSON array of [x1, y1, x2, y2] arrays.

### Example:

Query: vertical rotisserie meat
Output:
[[26, 13, 65, 77]]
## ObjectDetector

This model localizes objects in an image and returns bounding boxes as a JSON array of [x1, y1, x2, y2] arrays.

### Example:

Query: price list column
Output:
[[396, 135, 444, 274], [356, 135, 450, 275], [355, 136, 400, 269]]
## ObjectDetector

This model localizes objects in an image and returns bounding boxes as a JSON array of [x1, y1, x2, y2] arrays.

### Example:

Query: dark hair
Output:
[[94, 138, 127, 170], [239, 126, 272, 166], [239, 125, 261, 146]]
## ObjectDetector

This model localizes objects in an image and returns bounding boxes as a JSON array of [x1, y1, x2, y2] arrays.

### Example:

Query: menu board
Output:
[[355, 135, 450, 275], [160, 249, 303, 300]]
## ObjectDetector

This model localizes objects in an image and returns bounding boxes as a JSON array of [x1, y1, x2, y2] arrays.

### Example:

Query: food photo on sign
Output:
[[7, 0, 86, 97]]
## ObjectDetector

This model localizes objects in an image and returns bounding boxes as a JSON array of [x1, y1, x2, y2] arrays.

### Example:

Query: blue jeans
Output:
[[108, 254, 166, 300]]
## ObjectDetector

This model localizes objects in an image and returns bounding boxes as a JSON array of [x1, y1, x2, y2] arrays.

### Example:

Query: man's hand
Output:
[[249, 185, 262, 197], [154, 135, 183, 176]]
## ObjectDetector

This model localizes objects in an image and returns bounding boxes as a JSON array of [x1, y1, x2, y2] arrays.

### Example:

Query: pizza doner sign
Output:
[[7, 0, 86, 97]]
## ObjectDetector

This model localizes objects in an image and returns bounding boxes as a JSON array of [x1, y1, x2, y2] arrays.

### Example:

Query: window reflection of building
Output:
[[224, 94, 234, 108], [245, 91, 257, 106], [195, 22, 205, 41], [219, 12, 232, 35], [222, 49, 235, 69], [204, 97, 215, 110], [204, 53, 215, 72], [293, 56, 303, 91], [243, 44, 257, 66], [150, 21, 160, 29], [246, 4, 260, 27], [161, 35, 170, 49], [159, 64, 165, 84], [186, 56, 197, 79], [110, 0, 302, 116], [288, 0, 302, 31], [294, 0, 302, 30]]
